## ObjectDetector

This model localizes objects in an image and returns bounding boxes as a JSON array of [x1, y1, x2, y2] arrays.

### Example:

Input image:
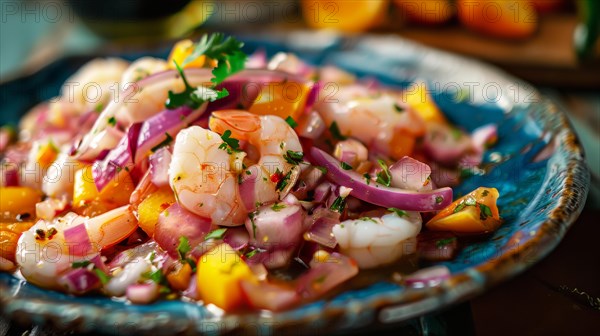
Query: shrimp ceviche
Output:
[[0, 33, 502, 311]]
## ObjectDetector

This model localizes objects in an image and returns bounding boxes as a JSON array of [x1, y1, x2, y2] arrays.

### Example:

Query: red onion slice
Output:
[[296, 252, 358, 299], [389, 156, 433, 191], [404, 265, 451, 288], [154, 203, 214, 258], [241, 280, 299, 311], [304, 217, 339, 249], [417, 231, 458, 261], [63, 224, 93, 256], [149, 146, 172, 188], [58, 268, 101, 294], [126, 282, 159, 304], [310, 147, 453, 211], [223, 227, 250, 251]]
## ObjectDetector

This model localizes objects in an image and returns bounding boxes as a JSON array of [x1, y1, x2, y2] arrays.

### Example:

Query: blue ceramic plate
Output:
[[0, 32, 589, 335]]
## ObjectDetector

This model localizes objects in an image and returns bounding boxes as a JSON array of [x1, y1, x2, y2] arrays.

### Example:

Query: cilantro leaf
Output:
[[285, 116, 298, 128], [220, 130, 240, 151], [340, 161, 352, 170], [205, 228, 228, 241], [388, 207, 407, 217], [435, 237, 456, 248], [72, 260, 91, 268], [283, 150, 304, 165], [375, 159, 392, 187], [271, 203, 286, 212], [165, 61, 205, 109], [184, 33, 247, 86], [329, 121, 347, 140], [93, 268, 111, 285], [330, 196, 346, 212], [177, 236, 191, 260]]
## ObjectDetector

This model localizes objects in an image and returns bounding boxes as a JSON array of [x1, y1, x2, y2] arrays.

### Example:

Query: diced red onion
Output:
[[245, 49, 267, 69], [304, 81, 322, 113], [296, 252, 358, 299], [223, 227, 250, 251], [106, 241, 158, 270], [303, 216, 339, 248], [471, 124, 498, 154], [245, 202, 306, 251], [149, 146, 172, 188], [182, 273, 199, 300], [334, 139, 368, 167], [389, 156, 433, 191], [310, 148, 452, 211], [417, 231, 458, 261], [423, 124, 472, 166], [296, 111, 326, 140], [126, 282, 159, 304], [154, 203, 214, 258], [63, 224, 93, 256], [58, 267, 101, 294], [241, 280, 299, 311], [313, 181, 333, 203], [404, 265, 451, 288]]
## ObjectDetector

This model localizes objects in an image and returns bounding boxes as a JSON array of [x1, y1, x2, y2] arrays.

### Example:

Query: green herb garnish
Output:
[[205, 228, 228, 241], [435, 196, 444, 204], [107, 116, 117, 127], [72, 260, 91, 268], [375, 159, 392, 187], [283, 150, 304, 165], [177, 236, 191, 260], [435, 237, 456, 248], [271, 203, 286, 212], [285, 116, 298, 128], [363, 173, 371, 185], [388, 207, 408, 217], [393, 103, 405, 113], [330, 196, 346, 213], [329, 121, 347, 140], [479, 203, 493, 220], [340, 161, 352, 170], [276, 170, 293, 192], [93, 268, 111, 285], [220, 130, 240, 151]]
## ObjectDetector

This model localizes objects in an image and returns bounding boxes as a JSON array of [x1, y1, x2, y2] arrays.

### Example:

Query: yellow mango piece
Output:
[[36, 142, 59, 169], [73, 166, 135, 215], [0, 187, 42, 220], [168, 39, 206, 69], [137, 186, 175, 236], [197, 243, 257, 311], [301, 0, 388, 32], [166, 262, 192, 291], [248, 81, 311, 122], [427, 187, 502, 234], [402, 81, 447, 124], [73, 166, 99, 208]]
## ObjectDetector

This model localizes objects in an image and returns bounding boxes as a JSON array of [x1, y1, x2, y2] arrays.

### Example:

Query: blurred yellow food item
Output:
[[168, 40, 207, 68], [137, 186, 176, 236], [197, 243, 256, 311], [0, 187, 42, 220], [301, 0, 389, 32], [248, 81, 311, 121], [402, 81, 447, 124]]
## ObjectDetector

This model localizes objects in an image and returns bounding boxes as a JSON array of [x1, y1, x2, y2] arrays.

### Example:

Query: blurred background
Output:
[[0, 0, 599, 335]]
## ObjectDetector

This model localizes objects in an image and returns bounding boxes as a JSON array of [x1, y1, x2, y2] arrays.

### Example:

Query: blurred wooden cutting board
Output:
[[397, 14, 600, 89]]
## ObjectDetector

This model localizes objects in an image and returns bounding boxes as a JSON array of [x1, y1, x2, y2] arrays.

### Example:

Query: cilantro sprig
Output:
[[166, 33, 246, 110]]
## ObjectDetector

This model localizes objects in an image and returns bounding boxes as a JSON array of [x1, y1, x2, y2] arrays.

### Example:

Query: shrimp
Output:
[[332, 210, 422, 269], [120, 57, 168, 90], [169, 126, 247, 226], [15, 206, 137, 289], [60, 58, 129, 113], [208, 110, 303, 211], [314, 85, 425, 159]]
